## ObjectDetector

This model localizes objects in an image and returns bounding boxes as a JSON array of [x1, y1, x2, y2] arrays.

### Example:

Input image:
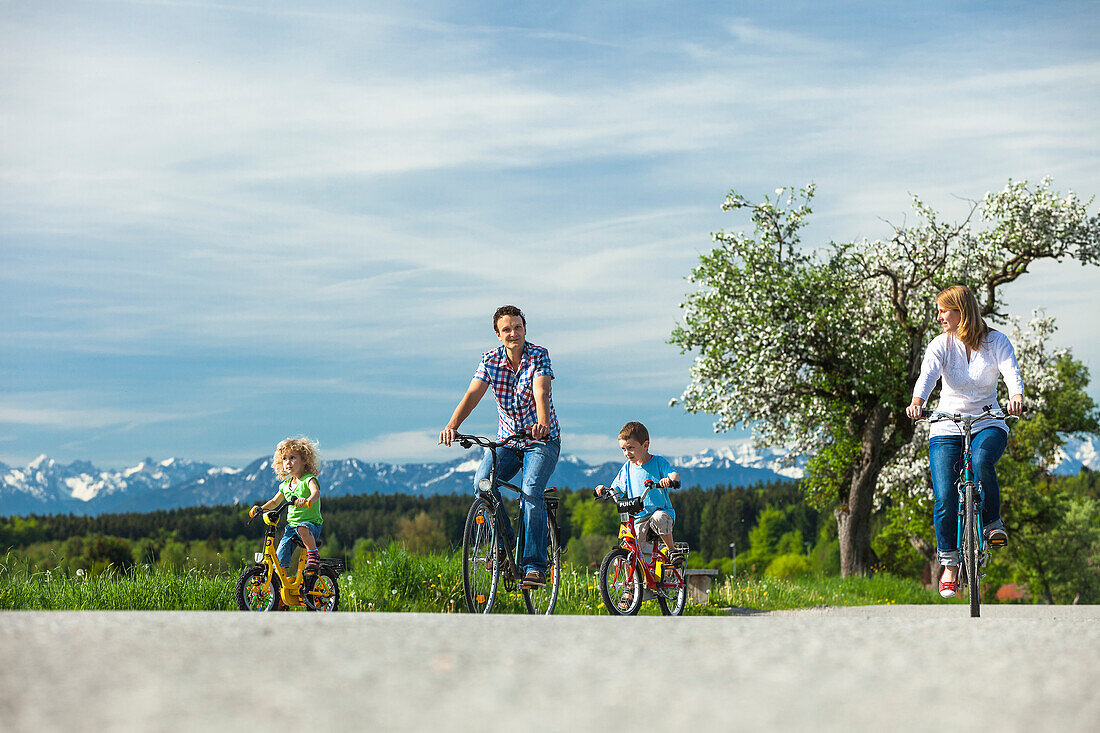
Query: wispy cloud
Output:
[[2, 3, 1097, 466]]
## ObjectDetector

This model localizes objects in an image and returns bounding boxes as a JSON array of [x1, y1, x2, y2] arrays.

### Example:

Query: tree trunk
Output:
[[836, 405, 893, 577]]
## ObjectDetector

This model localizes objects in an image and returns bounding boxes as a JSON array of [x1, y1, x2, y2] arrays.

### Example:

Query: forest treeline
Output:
[[1, 480, 813, 574], [4, 469, 1097, 604]]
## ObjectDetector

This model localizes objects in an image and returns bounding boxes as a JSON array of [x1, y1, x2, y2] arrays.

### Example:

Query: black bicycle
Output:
[[452, 430, 562, 614], [918, 405, 1021, 618]]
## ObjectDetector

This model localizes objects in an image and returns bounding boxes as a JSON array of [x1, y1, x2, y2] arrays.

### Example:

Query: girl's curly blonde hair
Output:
[[272, 437, 321, 481]]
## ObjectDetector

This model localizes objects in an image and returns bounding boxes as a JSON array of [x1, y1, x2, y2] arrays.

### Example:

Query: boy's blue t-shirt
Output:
[[610, 454, 676, 521]]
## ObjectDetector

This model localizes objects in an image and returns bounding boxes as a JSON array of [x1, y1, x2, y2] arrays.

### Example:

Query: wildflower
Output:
[[391, 589, 398, 595]]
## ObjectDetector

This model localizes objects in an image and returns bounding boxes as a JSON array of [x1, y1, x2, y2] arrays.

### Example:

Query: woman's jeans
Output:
[[472, 437, 560, 576], [929, 428, 1007, 566]]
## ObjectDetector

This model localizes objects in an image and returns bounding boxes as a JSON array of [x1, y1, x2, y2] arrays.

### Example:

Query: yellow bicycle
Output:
[[235, 500, 343, 612]]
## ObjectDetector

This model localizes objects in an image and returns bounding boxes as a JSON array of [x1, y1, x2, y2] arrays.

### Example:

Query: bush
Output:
[[765, 553, 812, 579]]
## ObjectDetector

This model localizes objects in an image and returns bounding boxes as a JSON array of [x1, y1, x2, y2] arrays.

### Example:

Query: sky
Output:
[[2, 0, 1099, 469]]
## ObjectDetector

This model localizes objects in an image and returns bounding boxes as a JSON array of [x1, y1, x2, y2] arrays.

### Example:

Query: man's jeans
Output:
[[929, 428, 1007, 566], [472, 437, 560, 576]]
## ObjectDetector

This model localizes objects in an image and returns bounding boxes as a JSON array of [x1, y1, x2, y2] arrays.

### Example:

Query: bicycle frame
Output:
[[601, 483, 686, 597], [955, 423, 986, 560], [456, 430, 562, 613], [616, 515, 675, 594], [250, 502, 343, 609], [252, 504, 310, 606], [463, 432, 536, 581]]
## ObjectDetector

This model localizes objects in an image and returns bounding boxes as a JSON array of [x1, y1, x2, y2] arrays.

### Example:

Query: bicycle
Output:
[[452, 429, 562, 614], [594, 479, 689, 616], [235, 500, 345, 612], [917, 405, 1022, 618]]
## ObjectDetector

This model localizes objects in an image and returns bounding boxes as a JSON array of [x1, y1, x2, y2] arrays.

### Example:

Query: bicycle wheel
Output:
[[462, 496, 501, 614], [599, 547, 642, 616], [656, 563, 688, 616], [522, 515, 561, 615], [235, 565, 279, 612], [303, 567, 340, 612], [964, 482, 981, 618]]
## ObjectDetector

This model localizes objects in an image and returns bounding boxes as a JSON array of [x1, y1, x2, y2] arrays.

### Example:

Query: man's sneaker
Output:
[[520, 570, 546, 588], [986, 527, 1008, 548], [667, 549, 685, 567]]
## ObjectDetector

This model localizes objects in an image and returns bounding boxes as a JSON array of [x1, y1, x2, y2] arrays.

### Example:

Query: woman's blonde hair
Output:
[[272, 437, 321, 481], [936, 285, 989, 351]]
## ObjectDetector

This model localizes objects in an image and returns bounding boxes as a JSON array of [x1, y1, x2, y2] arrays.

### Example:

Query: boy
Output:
[[595, 420, 683, 566]]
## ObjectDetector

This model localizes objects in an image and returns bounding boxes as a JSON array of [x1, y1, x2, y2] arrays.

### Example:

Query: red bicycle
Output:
[[595, 479, 689, 616]]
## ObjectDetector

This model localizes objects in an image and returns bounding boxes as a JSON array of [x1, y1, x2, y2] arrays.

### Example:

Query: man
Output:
[[439, 305, 561, 588]]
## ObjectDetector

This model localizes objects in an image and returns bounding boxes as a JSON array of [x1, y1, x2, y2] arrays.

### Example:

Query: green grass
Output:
[[711, 572, 949, 610], [1, 546, 947, 613], [0, 563, 236, 611]]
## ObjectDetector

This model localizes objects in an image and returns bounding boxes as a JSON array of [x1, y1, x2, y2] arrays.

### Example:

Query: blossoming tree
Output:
[[671, 179, 1100, 576]]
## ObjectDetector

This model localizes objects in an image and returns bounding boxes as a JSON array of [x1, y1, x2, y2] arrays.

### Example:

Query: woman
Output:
[[439, 305, 561, 589], [906, 285, 1024, 598]]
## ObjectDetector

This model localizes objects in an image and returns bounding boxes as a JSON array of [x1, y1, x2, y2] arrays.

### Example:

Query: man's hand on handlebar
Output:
[[526, 423, 550, 440], [1006, 397, 1025, 417], [439, 426, 459, 447], [593, 484, 610, 497]]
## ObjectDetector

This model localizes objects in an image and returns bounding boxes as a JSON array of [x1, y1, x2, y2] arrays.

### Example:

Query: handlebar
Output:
[[593, 478, 681, 510], [453, 429, 530, 450], [916, 404, 1025, 424], [248, 497, 314, 525]]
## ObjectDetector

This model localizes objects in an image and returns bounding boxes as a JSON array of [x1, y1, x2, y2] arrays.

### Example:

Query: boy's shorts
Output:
[[635, 510, 673, 540]]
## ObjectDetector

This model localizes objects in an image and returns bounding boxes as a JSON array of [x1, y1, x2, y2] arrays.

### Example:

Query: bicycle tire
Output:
[[522, 514, 561, 615], [964, 482, 980, 618], [598, 547, 642, 616], [462, 496, 501, 614], [656, 563, 688, 616], [235, 565, 279, 612], [303, 567, 340, 612]]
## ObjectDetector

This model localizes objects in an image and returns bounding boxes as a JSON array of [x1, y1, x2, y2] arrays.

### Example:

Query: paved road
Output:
[[2, 606, 1098, 732]]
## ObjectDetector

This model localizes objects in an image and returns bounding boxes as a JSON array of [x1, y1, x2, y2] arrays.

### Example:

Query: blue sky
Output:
[[2, 1, 1098, 468]]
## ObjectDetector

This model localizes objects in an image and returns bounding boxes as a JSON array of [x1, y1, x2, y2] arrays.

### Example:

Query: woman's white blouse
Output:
[[913, 330, 1025, 438]]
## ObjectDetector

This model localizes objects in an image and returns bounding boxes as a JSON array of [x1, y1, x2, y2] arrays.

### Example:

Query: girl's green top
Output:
[[280, 473, 323, 525]]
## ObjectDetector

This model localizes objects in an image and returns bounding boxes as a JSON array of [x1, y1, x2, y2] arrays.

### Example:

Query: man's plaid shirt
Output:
[[473, 342, 560, 440]]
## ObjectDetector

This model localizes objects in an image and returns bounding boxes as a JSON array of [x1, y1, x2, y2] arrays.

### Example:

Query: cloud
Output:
[[329, 429, 445, 463]]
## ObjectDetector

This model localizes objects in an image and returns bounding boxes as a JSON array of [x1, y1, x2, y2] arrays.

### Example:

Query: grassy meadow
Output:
[[0, 543, 951, 613]]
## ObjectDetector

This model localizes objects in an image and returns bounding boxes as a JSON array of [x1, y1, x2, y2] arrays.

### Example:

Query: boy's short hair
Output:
[[618, 421, 649, 444], [492, 305, 526, 333]]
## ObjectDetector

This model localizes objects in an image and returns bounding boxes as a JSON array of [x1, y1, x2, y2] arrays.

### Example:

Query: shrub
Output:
[[765, 553, 812, 579]]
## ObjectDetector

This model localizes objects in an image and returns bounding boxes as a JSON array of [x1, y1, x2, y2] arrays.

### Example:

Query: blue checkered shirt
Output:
[[473, 342, 560, 440]]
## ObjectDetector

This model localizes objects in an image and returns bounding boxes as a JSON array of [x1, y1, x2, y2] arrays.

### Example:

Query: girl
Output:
[[250, 437, 323, 574]]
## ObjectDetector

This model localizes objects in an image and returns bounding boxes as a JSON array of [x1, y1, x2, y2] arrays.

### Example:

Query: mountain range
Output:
[[2, 436, 1096, 517]]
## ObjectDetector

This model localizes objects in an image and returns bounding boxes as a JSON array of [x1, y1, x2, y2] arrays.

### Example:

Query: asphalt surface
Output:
[[2, 606, 1098, 732]]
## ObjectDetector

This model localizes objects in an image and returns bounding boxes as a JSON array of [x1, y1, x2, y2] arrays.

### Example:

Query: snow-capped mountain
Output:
[[1052, 435, 1100, 476], [0, 455, 220, 516], [3, 436, 1092, 517], [0, 445, 794, 517]]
